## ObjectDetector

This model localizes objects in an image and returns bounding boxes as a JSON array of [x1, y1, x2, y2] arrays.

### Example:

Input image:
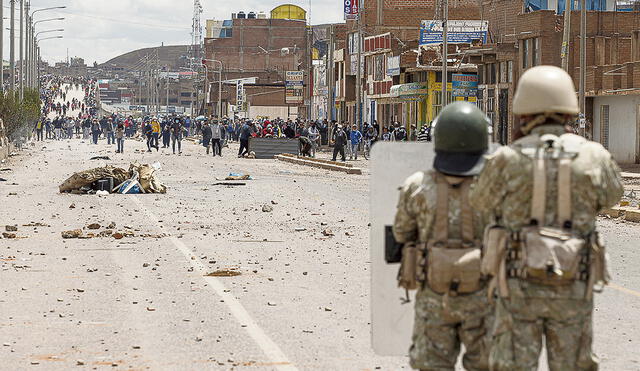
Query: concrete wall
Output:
[[593, 95, 640, 164]]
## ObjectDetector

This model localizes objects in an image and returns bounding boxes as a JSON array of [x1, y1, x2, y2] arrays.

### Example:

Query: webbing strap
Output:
[[460, 180, 475, 242], [531, 154, 547, 224], [557, 158, 572, 225], [434, 174, 449, 243]]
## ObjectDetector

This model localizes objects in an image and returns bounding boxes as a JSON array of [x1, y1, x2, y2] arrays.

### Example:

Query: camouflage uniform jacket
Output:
[[469, 126, 623, 238], [393, 169, 485, 248]]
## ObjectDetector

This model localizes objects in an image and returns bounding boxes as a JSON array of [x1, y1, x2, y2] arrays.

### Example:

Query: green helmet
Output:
[[433, 102, 490, 176]]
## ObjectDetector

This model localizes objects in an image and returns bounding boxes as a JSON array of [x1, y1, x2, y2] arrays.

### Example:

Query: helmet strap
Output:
[[520, 113, 570, 134]]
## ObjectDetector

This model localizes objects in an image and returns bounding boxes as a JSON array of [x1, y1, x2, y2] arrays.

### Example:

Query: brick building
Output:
[[469, 2, 640, 164], [204, 9, 308, 119]]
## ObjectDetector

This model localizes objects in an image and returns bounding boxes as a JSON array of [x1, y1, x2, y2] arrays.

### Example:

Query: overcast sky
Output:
[[6, 0, 342, 65]]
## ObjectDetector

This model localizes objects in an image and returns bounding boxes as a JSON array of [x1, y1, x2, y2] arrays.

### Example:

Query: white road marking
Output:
[[130, 195, 299, 371]]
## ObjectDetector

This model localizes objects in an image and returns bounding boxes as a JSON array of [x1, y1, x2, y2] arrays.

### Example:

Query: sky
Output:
[[5, 0, 343, 66]]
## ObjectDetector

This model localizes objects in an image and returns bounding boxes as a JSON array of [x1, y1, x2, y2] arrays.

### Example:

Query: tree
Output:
[[0, 89, 41, 141]]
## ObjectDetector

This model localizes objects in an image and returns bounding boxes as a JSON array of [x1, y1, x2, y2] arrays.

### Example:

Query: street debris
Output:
[[87, 223, 101, 230], [262, 204, 273, 212], [59, 162, 166, 194], [322, 229, 334, 236], [213, 182, 246, 186], [224, 173, 252, 181], [2, 232, 16, 239], [205, 270, 242, 277], [5, 225, 18, 232], [61, 229, 82, 239], [89, 156, 111, 160]]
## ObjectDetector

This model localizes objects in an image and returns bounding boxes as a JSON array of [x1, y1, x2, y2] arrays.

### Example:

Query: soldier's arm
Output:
[[392, 175, 421, 244], [597, 154, 624, 210], [469, 149, 511, 218]]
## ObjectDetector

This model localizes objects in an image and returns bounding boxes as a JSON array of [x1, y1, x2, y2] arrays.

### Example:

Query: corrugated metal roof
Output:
[[249, 137, 299, 159]]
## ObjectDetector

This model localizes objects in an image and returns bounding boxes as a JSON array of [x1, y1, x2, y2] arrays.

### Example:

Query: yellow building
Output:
[[270, 4, 306, 20]]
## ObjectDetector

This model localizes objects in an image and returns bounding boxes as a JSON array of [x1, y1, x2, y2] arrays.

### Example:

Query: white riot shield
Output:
[[370, 141, 435, 356]]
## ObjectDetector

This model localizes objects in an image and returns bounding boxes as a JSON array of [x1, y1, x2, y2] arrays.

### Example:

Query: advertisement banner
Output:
[[285, 71, 304, 105], [386, 56, 400, 76], [452, 74, 479, 97], [419, 20, 488, 46], [236, 80, 245, 110], [344, 0, 359, 20]]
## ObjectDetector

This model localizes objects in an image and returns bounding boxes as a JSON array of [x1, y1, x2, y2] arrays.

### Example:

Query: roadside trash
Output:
[[2, 232, 16, 239], [225, 173, 252, 180], [89, 156, 111, 160], [322, 229, 335, 236], [87, 223, 101, 230], [151, 162, 162, 171], [262, 205, 273, 212], [0, 178, 6, 182], [59, 162, 166, 194], [96, 190, 109, 196], [213, 182, 246, 186], [205, 270, 242, 277], [5, 225, 18, 232]]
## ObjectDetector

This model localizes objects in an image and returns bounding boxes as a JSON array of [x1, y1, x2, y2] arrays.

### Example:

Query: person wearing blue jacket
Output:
[[349, 124, 363, 160]]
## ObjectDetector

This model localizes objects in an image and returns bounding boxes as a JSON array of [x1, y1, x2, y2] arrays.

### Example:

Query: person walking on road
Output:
[[151, 118, 161, 151], [34, 118, 44, 141], [106, 118, 115, 145], [170, 117, 183, 154], [469, 66, 624, 371], [144, 120, 154, 152], [238, 120, 253, 158], [331, 124, 347, 162], [115, 121, 125, 153], [210, 119, 223, 157], [202, 120, 212, 155], [91, 119, 101, 145], [349, 124, 362, 160]]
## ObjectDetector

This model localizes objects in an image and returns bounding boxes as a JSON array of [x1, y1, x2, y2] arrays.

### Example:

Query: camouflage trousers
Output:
[[490, 280, 598, 371], [410, 285, 493, 371]]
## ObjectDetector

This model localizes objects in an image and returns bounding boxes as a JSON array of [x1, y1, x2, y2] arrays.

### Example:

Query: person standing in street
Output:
[[170, 117, 183, 154], [144, 120, 154, 152], [349, 124, 362, 160], [151, 117, 161, 151], [393, 102, 493, 371], [115, 121, 125, 153], [238, 120, 253, 158], [91, 119, 101, 145], [469, 66, 624, 371], [162, 120, 171, 148], [34, 118, 44, 141], [106, 118, 115, 145], [202, 120, 212, 155], [210, 119, 223, 157], [331, 124, 347, 162]]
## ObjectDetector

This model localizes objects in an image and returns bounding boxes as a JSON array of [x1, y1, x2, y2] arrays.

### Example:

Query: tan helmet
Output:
[[513, 65, 579, 116]]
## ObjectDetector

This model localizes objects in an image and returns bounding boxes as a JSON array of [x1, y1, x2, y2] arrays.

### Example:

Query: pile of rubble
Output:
[[59, 162, 166, 195]]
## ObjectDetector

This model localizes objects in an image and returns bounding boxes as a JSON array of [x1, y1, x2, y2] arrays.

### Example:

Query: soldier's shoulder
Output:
[[401, 170, 435, 190], [484, 145, 521, 168]]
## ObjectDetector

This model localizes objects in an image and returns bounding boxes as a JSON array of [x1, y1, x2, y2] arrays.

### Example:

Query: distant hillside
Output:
[[100, 45, 190, 70]]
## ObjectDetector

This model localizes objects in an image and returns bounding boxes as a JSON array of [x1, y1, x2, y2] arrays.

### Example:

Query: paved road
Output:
[[1, 107, 640, 369]]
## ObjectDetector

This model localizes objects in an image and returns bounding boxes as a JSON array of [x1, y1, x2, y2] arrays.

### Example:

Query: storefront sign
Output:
[[285, 71, 304, 104], [390, 82, 428, 98], [452, 74, 478, 97], [386, 56, 400, 76], [419, 20, 488, 46], [344, 0, 359, 20]]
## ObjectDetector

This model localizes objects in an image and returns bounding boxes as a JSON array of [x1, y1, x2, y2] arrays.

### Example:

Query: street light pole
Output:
[[442, 0, 448, 109], [19, 0, 24, 100], [203, 58, 223, 118], [0, 0, 4, 92]]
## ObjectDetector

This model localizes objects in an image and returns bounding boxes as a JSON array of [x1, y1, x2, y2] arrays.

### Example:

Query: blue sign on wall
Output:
[[419, 20, 488, 46]]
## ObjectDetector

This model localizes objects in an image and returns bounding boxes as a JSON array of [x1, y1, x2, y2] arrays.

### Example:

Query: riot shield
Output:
[[370, 141, 435, 356]]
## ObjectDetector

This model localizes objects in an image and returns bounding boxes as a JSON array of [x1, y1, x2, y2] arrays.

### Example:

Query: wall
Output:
[[593, 95, 640, 164]]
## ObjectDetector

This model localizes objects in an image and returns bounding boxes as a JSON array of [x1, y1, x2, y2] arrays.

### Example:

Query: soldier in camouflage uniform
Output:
[[469, 66, 623, 371], [394, 102, 493, 371]]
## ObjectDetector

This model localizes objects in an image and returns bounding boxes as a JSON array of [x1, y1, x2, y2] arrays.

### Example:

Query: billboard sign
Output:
[[386, 56, 400, 76], [419, 20, 488, 46], [344, 0, 359, 20], [236, 80, 245, 109], [452, 74, 479, 97], [285, 71, 304, 105]]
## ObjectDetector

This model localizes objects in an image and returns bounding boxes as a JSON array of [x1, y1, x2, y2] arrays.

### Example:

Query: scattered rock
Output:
[[146, 307, 156, 312], [61, 229, 82, 239], [5, 225, 18, 232], [261, 204, 273, 213], [324, 307, 333, 312], [2, 232, 16, 239], [107, 222, 116, 229], [69, 203, 76, 209], [267, 302, 277, 306], [87, 223, 101, 230], [76, 288, 85, 293], [142, 263, 150, 267], [76, 360, 85, 366], [205, 270, 241, 277], [131, 345, 141, 350], [322, 229, 334, 237], [294, 228, 306, 232], [270, 200, 278, 205], [112, 233, 124, 240]]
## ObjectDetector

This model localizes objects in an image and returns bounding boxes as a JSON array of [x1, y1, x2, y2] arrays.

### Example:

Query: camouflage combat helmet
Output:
[[433, 102, 490, 176]]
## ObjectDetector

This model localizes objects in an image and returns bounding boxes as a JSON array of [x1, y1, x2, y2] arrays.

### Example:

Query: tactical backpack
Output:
[[483, 134, 610, 299], [398, 173, 483, 296]]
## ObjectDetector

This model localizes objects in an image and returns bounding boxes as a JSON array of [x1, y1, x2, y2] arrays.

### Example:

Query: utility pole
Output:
[[10, 0, 15, 92], [355, 0, 363, 127], [24, 1, 29, 90], [579, 0, 586, 136], [0, 0, 4, 92], [442, 0, 448, 109], [561, 3, 572, 71], [328, 24, 335, 122], [19, 0, 23, 99]]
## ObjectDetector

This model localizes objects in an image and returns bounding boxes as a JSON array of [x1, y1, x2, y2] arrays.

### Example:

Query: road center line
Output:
[[129, 195, 299, 371], [609, 283, 640, 299]]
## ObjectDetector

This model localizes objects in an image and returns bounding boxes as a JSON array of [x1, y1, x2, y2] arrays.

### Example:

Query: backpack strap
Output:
[[531, 150, 547, 225], [557, 158, 572, 227], [434, 173, 449, 243], [460, 179, 475, 243]]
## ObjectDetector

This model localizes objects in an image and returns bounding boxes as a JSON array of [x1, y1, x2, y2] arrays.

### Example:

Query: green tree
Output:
[[0, 89, 42, 141]]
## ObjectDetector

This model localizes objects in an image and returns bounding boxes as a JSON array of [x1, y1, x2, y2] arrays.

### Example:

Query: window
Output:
[[433, 91, 453, 118], [522, 39, 529, 69], [478, 65, 485, 85], [500, 62, 507, 83], [486, 89, 496, 124], [532, 38, 540, 66], [374, 54, 385, 81], [348, 32, 360, 54], [507, 61, 513, 83], [600, 105, 610, 149], [488, 63, 497, 85], [180, 92, 192, 97]]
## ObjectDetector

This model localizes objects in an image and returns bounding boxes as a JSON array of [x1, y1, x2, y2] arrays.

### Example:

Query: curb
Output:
[[600, 206, 640, 222], [275, 155, 362, 175], [622, 172, 640, 180]]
